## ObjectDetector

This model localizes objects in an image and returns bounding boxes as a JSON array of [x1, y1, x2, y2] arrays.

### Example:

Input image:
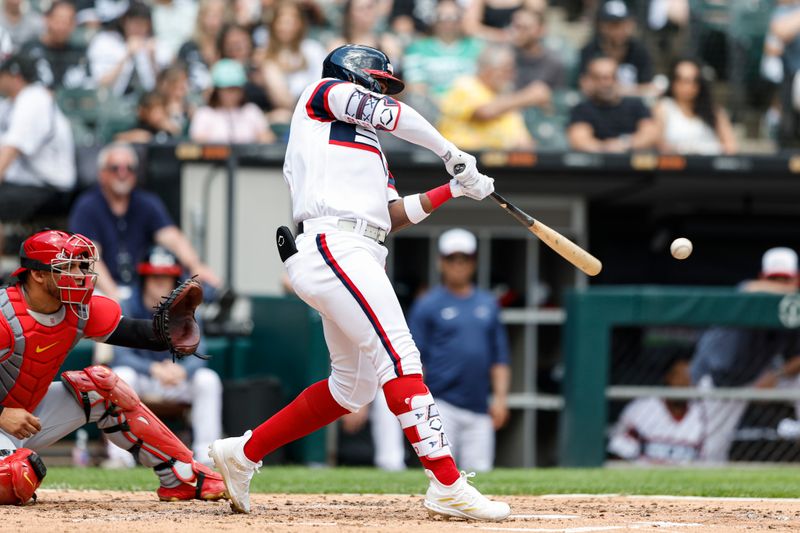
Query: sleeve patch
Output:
[[306, 80, 344, 122]]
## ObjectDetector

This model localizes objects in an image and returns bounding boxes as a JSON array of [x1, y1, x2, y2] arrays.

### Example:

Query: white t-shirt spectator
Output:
[[152, 0, 198, 63], [659, 97, 722, 155], [88, 30, 161, 96], [0, 84, 76, 190], [189, 103, 269, 144]]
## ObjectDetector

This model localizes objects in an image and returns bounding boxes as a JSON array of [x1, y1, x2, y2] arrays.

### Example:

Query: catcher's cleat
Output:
[[423, 470, 510, 522], [157, 463, 228, 502], [208, 430, 262, 513]]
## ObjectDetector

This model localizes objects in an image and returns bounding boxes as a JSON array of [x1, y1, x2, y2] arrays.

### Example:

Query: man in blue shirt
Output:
[[68, 142, 219, 306], [408, 228, 511, 471]]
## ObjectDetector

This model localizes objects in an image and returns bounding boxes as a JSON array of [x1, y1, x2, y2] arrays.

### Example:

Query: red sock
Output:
[[383, 374, 460, 486], [243, 379, 349, 462]]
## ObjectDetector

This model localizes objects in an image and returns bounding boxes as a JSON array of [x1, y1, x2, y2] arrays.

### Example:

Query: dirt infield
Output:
[[5, 490, 800, 532]]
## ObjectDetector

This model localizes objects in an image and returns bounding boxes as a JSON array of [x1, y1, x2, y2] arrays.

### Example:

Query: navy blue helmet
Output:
[[321, 44, 404, 95]]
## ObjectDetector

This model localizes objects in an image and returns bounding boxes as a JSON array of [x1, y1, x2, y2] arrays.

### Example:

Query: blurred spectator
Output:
[[115, 91, 180, 143], [68, 142, 220, 304], [388, 0, 438, 42], [567, 56, 658, 153], [653, 58, 737, 155], [177, 0, 229, 94], [690, 247, 800, 462], [510, 8, 565, 90], [463, 0, 545, 43], [402, 0, 482, 105], [88, 1, 160, 98], [438, 46, 537, 150], [329, 0, 401, 66], [260, 1, 327, 112], [407, 229, 511, 472], [0, 53, 75, 252], [19, 0, 93, 90], [646, 0, 689, 71], [578, 0, 655, 97], [768, 0, 800, 147], [152, 0, 198, 63], [75, 0, 130, 29], [189, 59, 275, 144], [106, 245, 222, 468], [608, 354, 709, 464], [217, 23, 277, 115], [0, 0, 43, 50], [156, 64, 194, 136]]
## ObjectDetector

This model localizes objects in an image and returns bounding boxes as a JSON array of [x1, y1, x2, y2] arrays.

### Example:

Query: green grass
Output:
[[42, 466, 800, 498]]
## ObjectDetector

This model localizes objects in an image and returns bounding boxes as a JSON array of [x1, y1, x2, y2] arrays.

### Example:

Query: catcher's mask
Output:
[[13, 230, 98, 320]]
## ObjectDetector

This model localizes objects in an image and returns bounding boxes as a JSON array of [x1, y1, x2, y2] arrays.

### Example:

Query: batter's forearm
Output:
[[389, 182, 455, 233]]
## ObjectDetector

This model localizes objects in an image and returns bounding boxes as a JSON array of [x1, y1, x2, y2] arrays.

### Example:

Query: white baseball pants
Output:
[[285, 219, 423, 412]]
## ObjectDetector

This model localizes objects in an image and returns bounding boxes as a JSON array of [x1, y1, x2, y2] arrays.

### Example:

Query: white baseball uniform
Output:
[[282, 78, 453, 412], [608, 397, 710, 464]]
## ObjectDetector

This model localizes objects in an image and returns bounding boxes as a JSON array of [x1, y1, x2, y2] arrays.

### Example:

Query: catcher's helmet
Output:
[[12, 230, 98, 319], [137, 245, 182, 278], [322, 44, 404, 95]]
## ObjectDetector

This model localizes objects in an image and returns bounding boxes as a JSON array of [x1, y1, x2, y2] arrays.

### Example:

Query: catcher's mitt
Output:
[[153, 277, 208, 361]]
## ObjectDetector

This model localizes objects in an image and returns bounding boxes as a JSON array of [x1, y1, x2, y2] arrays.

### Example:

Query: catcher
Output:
[[0, 229, 225, 505]]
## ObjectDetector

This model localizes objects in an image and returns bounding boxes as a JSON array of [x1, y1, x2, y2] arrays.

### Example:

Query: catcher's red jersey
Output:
[[0, 284, 121, 411]]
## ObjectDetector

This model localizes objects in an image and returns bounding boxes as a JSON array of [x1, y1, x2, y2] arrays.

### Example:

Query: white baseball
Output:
[[670, 237, 693, 260]]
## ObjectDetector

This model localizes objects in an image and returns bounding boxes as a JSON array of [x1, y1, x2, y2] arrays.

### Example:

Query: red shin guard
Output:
[[243, 379, 349, 463], [383, 374, 460, 485]]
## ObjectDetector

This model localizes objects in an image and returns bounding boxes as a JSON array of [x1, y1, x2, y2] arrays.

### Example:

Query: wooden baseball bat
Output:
[[490, 192, 602, 277]]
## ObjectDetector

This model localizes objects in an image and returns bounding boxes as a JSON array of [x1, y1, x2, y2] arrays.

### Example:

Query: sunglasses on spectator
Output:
[[105, 164, 136, 174], [442, 253, 474, 263]]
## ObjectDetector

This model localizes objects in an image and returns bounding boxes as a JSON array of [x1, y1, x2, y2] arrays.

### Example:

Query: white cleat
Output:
[[423, 470, 511, 521], [208, 430, 262, 514]]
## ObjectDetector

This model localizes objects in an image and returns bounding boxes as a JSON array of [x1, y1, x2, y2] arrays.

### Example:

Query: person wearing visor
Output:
[[210, 44, 509, 521], [0, 230, 226, 505], [106, 246, 222, 468], [189, 58, 275, 144]]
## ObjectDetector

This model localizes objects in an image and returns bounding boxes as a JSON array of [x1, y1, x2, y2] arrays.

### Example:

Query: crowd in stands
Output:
[[0, 0, 794, 154], [0, 0, 797, 241]]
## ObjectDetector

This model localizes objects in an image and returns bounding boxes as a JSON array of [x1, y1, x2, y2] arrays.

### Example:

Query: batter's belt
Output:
[[298, 217, 387, 245]]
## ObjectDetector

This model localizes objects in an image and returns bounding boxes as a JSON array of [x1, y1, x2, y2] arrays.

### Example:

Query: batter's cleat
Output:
[[423, 470, 511, 521], [157, 463, 228, 501], [208, 430, 262, 513]]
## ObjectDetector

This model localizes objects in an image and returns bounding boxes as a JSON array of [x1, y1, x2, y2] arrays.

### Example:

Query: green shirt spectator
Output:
[[403, 0, 483, 102]]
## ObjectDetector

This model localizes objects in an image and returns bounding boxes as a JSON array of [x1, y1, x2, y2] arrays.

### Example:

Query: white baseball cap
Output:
[[761, 247, 798, 278], [438, 228, 477, 256]]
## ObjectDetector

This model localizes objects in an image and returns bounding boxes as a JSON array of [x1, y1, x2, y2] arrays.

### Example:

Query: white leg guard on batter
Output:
[[60, 365, 196, 487], [396, 392, 452, 460]]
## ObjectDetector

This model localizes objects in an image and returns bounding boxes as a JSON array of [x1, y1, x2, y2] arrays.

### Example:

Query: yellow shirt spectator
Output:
[[438, 75, 534, 151]]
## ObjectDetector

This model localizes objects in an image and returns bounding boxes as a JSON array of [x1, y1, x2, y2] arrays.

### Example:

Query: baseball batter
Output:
[[0, 230, 226, 505], [210, 44, 510, 521]]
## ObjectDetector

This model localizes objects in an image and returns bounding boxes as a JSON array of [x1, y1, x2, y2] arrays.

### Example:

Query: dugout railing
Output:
[[561, 286, 800, 466]]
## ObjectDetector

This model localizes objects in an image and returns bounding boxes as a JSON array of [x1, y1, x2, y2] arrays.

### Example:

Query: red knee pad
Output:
[[382, 374, 428, 414], [0, 448, 47, 505]]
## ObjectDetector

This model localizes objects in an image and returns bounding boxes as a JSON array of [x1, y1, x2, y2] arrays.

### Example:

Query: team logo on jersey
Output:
[[779, 294, 800, 328], [441, 307, 458, 320]]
